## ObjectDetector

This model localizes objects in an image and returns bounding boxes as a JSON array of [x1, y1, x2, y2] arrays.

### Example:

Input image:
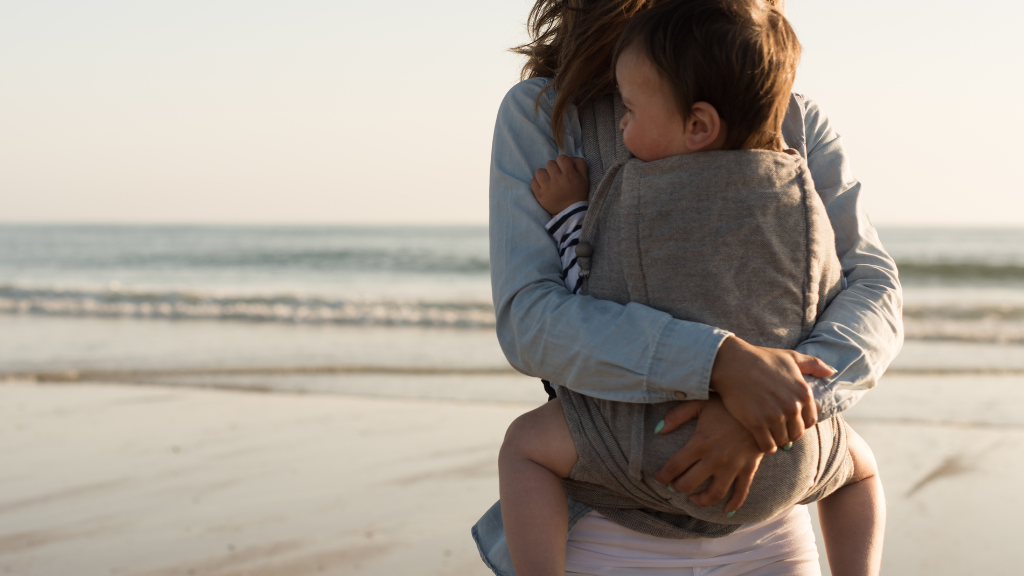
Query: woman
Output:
[[475, 0, 902, 573]]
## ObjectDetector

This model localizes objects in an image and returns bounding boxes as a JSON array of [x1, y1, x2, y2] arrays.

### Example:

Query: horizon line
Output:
[[3, 221, 1024, 230]]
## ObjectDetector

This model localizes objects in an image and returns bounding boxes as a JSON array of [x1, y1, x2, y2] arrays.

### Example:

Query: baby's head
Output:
[[613, 0, 800, 162]]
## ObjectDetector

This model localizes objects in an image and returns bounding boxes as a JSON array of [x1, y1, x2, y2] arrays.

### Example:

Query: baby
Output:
[[498, 0, 883, 575]]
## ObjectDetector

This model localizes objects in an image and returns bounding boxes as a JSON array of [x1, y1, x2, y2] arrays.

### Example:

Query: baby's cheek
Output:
[[621, 128, 641, 159], [623, 133, 656, 162]]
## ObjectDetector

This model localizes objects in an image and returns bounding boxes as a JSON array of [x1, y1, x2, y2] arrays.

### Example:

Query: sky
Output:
[[1, 0, 1021, 226]]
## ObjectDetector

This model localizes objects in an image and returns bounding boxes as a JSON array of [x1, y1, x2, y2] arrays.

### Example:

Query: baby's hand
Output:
[[531, 155, 589, 215]]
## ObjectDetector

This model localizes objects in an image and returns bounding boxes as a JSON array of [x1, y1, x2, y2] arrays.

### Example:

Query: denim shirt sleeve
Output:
[[489, 78, 731, 403], [785, 94, 905, 417]]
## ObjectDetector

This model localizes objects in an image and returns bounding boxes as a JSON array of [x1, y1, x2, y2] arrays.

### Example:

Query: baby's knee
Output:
[[500, 400, 560, 458], [498, 400, 577, 476], [500, 410, 541, 460]]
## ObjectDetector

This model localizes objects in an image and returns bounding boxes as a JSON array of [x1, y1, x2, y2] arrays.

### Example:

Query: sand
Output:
[[2, 372, 1023, 575], [0, 382, 530, 576]]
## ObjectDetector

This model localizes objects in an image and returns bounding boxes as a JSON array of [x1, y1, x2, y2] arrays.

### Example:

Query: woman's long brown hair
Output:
[[513, 0, 653, 149]]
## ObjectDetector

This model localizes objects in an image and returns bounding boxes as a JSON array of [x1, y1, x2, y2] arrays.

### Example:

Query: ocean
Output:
[[2, 224, 1024, 391], [0, 225, 493, 328]]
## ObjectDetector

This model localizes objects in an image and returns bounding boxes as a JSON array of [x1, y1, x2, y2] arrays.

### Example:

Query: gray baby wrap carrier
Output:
[[557, 95, 854, 539]]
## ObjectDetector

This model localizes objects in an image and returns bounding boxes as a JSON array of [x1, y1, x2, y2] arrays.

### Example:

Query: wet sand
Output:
[[0, 382, 524, 576], [2, 370, 1023, 576]]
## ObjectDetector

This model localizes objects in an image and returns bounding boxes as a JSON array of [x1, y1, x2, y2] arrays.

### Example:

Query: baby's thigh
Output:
[[501, 399, 578, 478], [845, 426, 879, 483]]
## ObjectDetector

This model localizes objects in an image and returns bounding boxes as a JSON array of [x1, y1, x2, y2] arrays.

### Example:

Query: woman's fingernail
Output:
[[654, 420, 665, 434], [783, 442, 793, 451], [827, 364, 837, 372], [667, 486, 676, 493], [653, 478, 662, 486], [726, 511, 736, 518]]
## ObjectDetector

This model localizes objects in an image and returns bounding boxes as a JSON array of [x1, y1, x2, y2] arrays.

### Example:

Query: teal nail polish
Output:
[[653, 479, 662, 486], [827, 364, 837, 372], [783, 442, 793, 451], [654, 420, 665, 434], [726, 511, 736, 518], [667, 486, 676, 493]]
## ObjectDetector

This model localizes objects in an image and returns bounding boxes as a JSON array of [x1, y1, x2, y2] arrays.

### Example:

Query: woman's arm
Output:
[[705, 97, 904, 449], [490, 78, 731, 403], [788, 95, 905, 418]]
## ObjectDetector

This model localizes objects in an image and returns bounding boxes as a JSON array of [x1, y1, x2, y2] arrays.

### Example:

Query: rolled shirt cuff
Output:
[[807, 376, 838, 418], [645, 315, 733, 402]]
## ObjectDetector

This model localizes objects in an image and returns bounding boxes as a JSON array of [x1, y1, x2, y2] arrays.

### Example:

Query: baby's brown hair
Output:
[[614, 0, 800, 150]]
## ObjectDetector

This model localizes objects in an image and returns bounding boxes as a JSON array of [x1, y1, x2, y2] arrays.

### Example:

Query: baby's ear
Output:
[[685, 102, 723, 152]]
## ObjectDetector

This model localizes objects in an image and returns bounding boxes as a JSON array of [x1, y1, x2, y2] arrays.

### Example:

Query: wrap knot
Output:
[[576, 242, 592, 278]]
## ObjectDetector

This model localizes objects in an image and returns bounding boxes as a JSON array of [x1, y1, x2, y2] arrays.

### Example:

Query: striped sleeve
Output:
[[544, 201, 589, 294]]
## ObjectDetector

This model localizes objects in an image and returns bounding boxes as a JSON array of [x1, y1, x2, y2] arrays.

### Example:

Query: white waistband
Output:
[[565, 505, 818, 573]]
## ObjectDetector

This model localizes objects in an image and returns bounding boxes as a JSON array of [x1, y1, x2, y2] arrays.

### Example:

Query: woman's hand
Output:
[[653, 396, 763, 513], [711, 336, 835, 454]]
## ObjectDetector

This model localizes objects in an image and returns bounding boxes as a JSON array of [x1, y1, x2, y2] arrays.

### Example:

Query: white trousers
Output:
[[565, 506, 821, 576]]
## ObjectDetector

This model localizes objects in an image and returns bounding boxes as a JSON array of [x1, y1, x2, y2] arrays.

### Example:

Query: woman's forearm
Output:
[[791, 96, 904, 417]]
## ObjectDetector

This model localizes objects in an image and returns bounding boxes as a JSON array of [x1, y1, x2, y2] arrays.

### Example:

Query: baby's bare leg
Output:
[[816, 428, 885, 576], [498, 399, 578, 576]]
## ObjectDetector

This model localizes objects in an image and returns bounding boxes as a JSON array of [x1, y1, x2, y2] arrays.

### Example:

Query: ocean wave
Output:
[[7, 284, 1024, 342], [97, 249, 491, 274], [0, 225, 492, 276], [8, 249, 491, 275], [903, 304, 1024, 344], [0, 284, 496, 328], [903, 304, 1024, 321], [903, 323, 1024, 345], [897, 261, 1024, 282]]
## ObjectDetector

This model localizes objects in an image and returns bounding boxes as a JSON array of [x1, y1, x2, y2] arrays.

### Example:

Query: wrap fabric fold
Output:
[[556, 94, 854, 539]]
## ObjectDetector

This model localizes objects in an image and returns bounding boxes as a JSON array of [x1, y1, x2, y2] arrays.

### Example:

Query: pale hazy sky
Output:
[[1, 0, 1021, 226]]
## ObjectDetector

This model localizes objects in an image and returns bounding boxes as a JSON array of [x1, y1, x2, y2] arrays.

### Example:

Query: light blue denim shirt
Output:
[[476, 78, 904, 575]]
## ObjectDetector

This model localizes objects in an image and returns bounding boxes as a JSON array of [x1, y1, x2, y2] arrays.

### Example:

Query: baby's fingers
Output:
[[555, 154, 579, 175], [534, 167, 551, 186], [570, 156, 589, 177], [545, 159, 563, 177]]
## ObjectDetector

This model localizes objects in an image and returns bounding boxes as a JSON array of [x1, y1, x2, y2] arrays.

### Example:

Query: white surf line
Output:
[[846, 416, 1024, 430], [883, 367, 1024, 376], [0, 378, 547, 406], [174, 383, 546, 406], [4, 365, 1024, 385], [9, 365, 1024, 381], [0, 365, 520, 383]]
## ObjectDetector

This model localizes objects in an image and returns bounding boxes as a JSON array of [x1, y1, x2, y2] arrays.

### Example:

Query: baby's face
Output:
[[616, 47, 689, 162]]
